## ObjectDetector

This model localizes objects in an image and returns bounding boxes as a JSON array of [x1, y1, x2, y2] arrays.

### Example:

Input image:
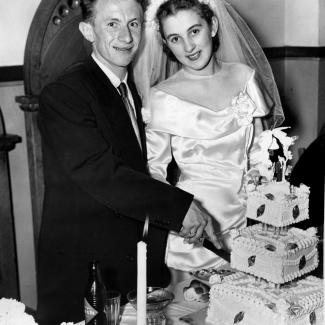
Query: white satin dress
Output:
[[146, 62, 273, 273]]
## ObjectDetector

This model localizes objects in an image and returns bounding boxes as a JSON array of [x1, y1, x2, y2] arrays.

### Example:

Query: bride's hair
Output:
[[156, 0, 219, 61]]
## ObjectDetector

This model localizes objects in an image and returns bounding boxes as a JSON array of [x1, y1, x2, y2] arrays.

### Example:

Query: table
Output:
[[75, 278, 208, 325]]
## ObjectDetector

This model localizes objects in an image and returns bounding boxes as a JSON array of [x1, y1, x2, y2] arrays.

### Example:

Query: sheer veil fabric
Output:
[[133, 0, 284, 128]]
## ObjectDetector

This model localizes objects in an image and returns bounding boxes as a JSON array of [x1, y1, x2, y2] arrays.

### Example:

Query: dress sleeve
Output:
[[146, 88, 173, 184], [245, 70, 274, 168], [248, 117, 264, 169], [245, 70, 273, 119]]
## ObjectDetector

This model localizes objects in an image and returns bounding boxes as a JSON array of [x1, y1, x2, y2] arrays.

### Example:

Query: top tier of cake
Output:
[[246, 127, 310, 227], [246, 180, 309, 227]]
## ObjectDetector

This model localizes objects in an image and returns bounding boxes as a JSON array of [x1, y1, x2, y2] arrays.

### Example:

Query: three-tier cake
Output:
[[206, 128, 323, 325]]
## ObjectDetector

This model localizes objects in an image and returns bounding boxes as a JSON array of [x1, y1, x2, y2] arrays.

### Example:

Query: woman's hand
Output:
[[179, 200, 222, 249]]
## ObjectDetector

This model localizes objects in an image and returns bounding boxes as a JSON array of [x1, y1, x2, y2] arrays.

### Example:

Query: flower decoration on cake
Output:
[[276, 298, 291, 316], [183, 280, 210, 303], [256, 127, 298, 182], [296, 184, 310, 194]]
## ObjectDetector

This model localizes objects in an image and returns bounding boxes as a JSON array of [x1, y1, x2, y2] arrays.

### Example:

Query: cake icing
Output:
[[206, 274, 324, 325], [246, 181, 309, 227]]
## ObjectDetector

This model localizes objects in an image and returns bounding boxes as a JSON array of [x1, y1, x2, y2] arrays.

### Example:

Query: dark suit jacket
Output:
[[37, 56, 193, 324]]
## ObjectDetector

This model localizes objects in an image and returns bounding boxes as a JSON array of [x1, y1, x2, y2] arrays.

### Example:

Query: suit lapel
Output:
[[82, 57, 148, 174], [128, 80, 147, 162]]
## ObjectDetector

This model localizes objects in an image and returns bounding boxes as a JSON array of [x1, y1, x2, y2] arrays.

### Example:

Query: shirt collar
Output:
[[91, 53, 128, 88]]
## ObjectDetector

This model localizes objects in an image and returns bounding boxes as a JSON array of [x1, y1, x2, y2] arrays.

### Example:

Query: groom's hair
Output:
[[156, 0, 219, 61], [80, 0, 148, 23]]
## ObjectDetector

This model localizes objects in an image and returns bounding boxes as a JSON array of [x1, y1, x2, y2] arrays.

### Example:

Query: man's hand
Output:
[[179, 200, 222, 249]]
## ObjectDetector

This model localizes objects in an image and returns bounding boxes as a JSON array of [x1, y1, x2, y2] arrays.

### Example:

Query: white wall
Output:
[[285, 0, 324, 46], [228, 0, 325, 47], [0, 0, 41, 66]]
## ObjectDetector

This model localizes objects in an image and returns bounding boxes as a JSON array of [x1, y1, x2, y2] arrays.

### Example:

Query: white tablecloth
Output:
[[76, 278, 209, 325]]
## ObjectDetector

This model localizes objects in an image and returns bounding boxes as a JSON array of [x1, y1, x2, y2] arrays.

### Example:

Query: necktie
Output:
[[118, 82, 142, 150]]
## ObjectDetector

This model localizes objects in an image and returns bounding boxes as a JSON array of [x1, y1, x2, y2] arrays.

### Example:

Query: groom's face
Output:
[[81, 0, 143, 77]]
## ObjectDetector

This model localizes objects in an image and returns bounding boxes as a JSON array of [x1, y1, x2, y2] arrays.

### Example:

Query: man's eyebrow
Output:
[[104, 17, 121, 22], [166, 23, 202, 40], [104, 17, 141, 23]]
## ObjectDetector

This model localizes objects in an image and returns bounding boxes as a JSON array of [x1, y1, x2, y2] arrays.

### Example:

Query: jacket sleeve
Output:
[[38, 81, 193, 232]]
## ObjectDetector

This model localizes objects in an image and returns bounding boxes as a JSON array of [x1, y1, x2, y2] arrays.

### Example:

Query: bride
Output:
[[134, 0, 284, 280]]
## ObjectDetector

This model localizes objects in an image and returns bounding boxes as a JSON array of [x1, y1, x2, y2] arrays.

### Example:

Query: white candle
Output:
[[137, 241, 147, 325]]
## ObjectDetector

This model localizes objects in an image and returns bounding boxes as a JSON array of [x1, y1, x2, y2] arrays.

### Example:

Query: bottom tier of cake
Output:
[[206, 275, 323, 325]]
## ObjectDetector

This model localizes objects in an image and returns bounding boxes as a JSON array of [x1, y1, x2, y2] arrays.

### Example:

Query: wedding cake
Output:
[[205, 128, 323, 324]]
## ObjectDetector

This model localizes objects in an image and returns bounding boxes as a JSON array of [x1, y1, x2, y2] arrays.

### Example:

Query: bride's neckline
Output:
[[180, 61, 224, 79]]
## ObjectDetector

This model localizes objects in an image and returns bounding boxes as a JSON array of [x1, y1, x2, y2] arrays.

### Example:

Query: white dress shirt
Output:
[[91, 53, 137, 116]]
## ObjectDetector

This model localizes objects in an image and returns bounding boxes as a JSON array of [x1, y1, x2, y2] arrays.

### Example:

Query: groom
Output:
[[36, 0, 221, 323]]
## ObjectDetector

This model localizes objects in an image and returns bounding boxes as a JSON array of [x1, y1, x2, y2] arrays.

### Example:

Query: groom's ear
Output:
[[79, 21, 95, 43], [211, 16, 218, 37]]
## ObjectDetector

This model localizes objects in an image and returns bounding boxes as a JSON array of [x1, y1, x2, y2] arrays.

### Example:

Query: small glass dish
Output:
[[127, 287, 174, 313]]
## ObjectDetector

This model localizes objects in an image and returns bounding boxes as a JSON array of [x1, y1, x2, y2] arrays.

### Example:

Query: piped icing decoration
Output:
[[306, 227, 318, 237], [229, 227, 240, 239]]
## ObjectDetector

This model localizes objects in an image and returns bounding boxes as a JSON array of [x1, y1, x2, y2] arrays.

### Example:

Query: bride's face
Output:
[[162, 9, 217, 75]]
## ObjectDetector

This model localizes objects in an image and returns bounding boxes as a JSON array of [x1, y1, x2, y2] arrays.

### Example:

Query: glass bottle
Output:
[[84, 261, 107, 325]]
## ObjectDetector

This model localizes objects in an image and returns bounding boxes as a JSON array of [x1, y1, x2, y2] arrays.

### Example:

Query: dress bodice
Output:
[[146, 64, 272, 184]]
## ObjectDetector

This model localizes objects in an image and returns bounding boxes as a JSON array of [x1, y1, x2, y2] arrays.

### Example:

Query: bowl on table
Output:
[[127, 287, 174, 313]]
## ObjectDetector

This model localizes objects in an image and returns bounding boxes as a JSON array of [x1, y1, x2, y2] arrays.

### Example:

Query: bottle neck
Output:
[[88, 262, 102, 281]]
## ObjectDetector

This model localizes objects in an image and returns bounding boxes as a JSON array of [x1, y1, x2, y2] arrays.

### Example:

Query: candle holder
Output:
[[127, 287, 174, 314]]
